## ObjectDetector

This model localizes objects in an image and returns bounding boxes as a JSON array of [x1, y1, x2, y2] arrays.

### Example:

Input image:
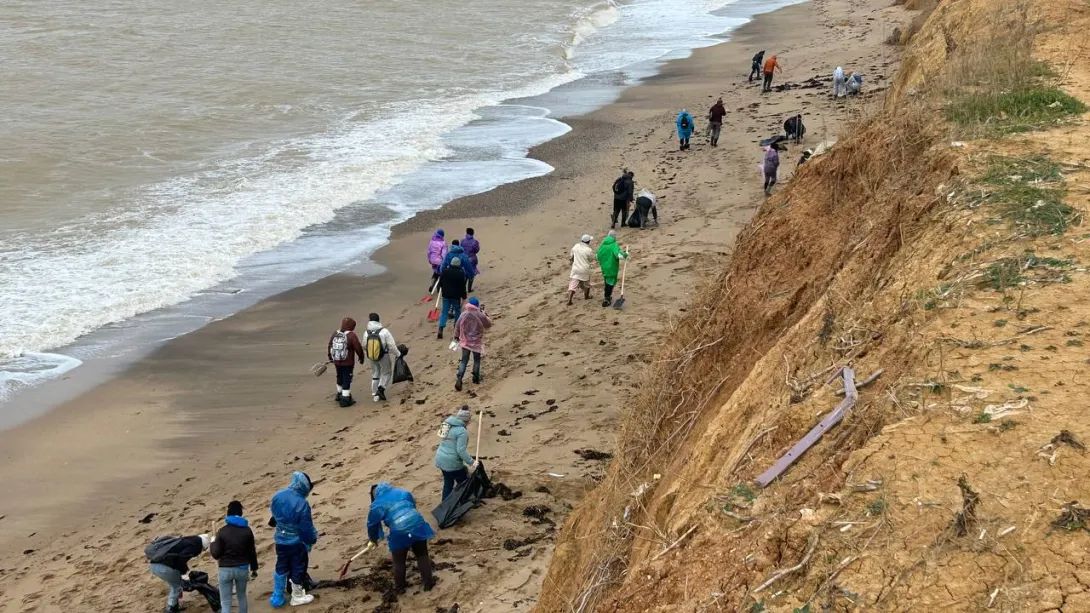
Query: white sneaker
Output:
[[289, 581, 314, 606], [372, 394, 380, 402]]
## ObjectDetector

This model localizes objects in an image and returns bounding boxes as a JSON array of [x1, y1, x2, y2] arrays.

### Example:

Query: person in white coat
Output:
[[833, 66, 846, 98], [364, 312, 401, 402], [567, 234, 596, 306]]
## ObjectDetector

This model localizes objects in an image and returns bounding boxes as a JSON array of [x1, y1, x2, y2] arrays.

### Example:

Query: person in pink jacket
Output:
[[453, 297, 492, 391], [426, 229, 448, 292]]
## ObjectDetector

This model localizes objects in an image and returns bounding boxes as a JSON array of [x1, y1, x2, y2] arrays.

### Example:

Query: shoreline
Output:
[[0, 0, 805, 429], [0, 0, 910, 609]]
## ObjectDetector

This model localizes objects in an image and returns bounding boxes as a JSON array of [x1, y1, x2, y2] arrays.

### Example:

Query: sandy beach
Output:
[[0, 0, 908, 610]]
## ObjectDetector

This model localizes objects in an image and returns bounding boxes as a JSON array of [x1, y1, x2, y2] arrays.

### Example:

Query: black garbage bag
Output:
[[759, 134, 788, 148], [182, 570, 221, 612], [393, 355, 414, 384], [432, 462, 492, 529]]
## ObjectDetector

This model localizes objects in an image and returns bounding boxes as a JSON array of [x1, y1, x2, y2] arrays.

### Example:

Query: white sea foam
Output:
[[564, 0, 622, 60], [0, 353, 82, 402]]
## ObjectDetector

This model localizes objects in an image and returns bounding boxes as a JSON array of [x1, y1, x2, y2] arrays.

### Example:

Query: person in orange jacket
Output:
[[762, 54, 782, 93]]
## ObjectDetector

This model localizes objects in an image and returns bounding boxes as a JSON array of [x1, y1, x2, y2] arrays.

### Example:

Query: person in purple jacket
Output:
[[763, 144, 782, 196], [460, 228, 480, 292], [426, 229, 447, 292]]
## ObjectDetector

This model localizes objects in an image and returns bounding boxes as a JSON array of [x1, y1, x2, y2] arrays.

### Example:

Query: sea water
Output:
[[0, 0, 799, 421]]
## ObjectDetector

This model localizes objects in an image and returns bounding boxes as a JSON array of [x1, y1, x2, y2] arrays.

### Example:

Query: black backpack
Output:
[[145, 535, 182, 563], [612, 177, 625, 195]]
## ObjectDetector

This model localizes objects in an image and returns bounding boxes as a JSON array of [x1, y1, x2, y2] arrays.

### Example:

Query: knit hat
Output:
[[468, 297, 480, 306], [456, 407, 472, 422], [581, 234, 593, 243], [199, 534, 211, 550], [451, 257, 462, 267], [226, 500, 243, 517]]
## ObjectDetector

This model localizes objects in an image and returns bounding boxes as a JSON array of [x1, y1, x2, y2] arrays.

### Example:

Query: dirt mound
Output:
[[536, 0, 1090, 610]]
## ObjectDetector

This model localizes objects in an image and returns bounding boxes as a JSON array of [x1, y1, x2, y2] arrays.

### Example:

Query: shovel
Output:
[[427, 291, 442, 322], [420, 281, 440, 303], [612, 253, 629, 310], [336, 541, 376, 580]]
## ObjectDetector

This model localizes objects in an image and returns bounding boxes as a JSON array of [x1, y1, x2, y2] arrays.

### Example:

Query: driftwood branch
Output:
[[754, 532, 820, 592], [651, 524, 698, 561]]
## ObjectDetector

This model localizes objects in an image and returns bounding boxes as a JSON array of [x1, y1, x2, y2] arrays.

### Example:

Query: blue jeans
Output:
[[219, 565, 250, 613], [441, 467, 469, 500], [457, 349, 481, 382], [149, 563, 183, 607], [275, 542, 309, 585], [438, 298, 461, 331]]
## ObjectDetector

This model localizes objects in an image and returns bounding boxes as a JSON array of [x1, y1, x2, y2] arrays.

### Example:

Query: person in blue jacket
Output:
[[269, 471, 317, 607], [441, 239, 478, 283], [676, 109, 695, 151], [367, 482, 437, 593]]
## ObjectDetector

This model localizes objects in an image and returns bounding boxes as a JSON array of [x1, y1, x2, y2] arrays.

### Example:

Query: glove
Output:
[[181, 573, 191, 582], [251, 570, 258, 579]]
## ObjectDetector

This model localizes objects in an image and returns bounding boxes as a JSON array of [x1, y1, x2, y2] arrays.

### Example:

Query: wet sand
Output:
[[0, 0, 909, 609]]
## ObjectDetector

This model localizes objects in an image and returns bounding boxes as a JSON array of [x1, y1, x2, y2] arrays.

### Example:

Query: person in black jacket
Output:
[[749, 50, 766, 82], [438, 257, 468, 339], [149, 534, 209, 613], [211, 500, 259, 613], [610, 170, 635, 229]]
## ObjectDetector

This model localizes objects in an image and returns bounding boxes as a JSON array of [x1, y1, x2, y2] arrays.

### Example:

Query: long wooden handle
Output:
[[618, 255, 628, 295], [475, 411, 484, 459], [352, 542, 375, 561]]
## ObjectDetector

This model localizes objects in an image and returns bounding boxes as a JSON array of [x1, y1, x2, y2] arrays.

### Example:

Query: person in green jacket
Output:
[[596, 232, 628, 307]]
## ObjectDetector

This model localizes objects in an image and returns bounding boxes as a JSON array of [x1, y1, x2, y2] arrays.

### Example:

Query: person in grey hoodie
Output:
[[434, 407, 477, 500]]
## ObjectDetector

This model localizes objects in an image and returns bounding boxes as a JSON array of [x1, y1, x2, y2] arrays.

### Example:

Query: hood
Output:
[[340, 317, 357, 332], [463, 303, 480, 314], [432, 229, 445, 240], [366, 320, 384, 332], [288, 471, 312, 497], [373, 481, 394, 500], [444, 415, 467, 428], [225, 515, 249, 528], [449, 245, 465, 255], [600, 235, 617, 248], [462, 234, 477, 243]]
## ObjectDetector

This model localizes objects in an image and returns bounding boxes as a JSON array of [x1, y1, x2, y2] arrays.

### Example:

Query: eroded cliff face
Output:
[[538, 0, 1090, 610]]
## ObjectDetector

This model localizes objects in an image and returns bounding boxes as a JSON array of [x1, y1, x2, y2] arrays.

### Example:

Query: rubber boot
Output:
[[289, 581, 315, 606], [270, 572, 288, 608]]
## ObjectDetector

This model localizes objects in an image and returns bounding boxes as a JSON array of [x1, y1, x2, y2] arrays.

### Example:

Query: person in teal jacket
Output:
[[434, 407, 476, 499], [596, 232, 628, 307], [676, 109, 695, 150]]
